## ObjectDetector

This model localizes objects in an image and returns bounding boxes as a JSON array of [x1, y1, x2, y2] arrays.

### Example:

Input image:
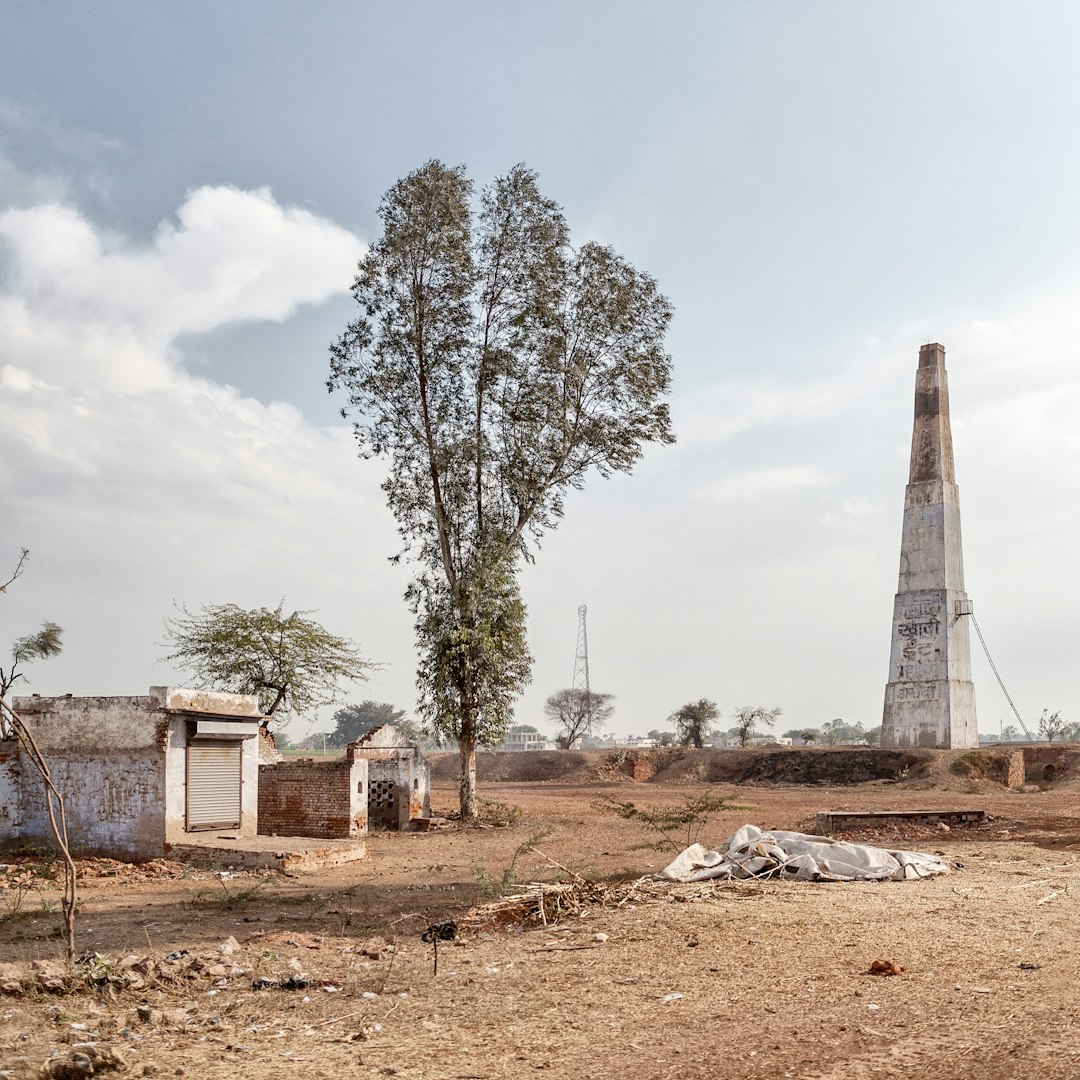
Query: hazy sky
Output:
[[1, 2, 1077, 742]]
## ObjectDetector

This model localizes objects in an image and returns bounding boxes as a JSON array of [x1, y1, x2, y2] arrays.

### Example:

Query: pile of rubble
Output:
[[0, 936, 251, 995]]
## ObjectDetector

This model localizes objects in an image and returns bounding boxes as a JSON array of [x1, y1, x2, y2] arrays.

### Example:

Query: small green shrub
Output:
[[595, 788, 750, 853], [474, 828, 555, 898], [475, 798, 522, 827], [0, 868, 41, 920], [647, 746, 687, 772]]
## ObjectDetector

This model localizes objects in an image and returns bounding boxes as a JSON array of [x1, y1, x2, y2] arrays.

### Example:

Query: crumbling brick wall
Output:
[[1022, 745, 1072, 785], [257, 757, 367, 839], [622, 751, 656, 782], [258, 725, 284, 764], [1006, 750, 1025, 790], [349, 724, 431, 829]]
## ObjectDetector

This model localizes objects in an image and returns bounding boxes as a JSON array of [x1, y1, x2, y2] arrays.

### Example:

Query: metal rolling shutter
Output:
[[186, 741, 242, 830]]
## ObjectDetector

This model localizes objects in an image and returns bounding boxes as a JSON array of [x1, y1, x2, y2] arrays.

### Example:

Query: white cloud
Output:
[[0, 186, 367, 496], [674, 348, 902, 448], [0, 188, 416, 728], [674, 379, 829, 444], [696, 464, 832, 503], [816, 497, 883, 526], [0, 151, 71, 207], [969, 317, 1021, 339], [0, 186, 363, 392], [0, 362, 56, 393], [3, 175, 1080, 740]]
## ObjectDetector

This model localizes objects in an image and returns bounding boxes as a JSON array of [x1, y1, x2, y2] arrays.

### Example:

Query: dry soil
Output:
[[1, 757, 1079, 1080]]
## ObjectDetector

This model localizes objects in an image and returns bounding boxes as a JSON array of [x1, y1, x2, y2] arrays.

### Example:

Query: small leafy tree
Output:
[[413, 567, 532, 813], [733, 705, 782, 748], [1001, 724, 1019, 743], [162, 601, 373, 719], [328, 700, 425, 747], [647, 728, 676, 747], [1037, 708, 1066, 743], [671, 698, 720, 748], [544, 688, 615, 749], [800, 729, 819, 745], [597, 789, 749, 853], [0, 548, 30, 596], [0, 623, 63, 722], [329, 161, 674, 818], [0, 549, 76, 964], [821, 718, 848, 745], [1, 551, 64, 739], [295, 731, 333, 752]]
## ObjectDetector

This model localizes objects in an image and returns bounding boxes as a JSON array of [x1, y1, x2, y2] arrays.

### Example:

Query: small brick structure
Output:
[[256, 723, 431, 837], [349, 724, 431, 830], [4, 686, 263, 860], [620, 750, 656, 782], [1006, 750, 1025, 790], [1022, 745, 1071, 785], [258, 725, 284, 764], [258, 753, 368, 839]]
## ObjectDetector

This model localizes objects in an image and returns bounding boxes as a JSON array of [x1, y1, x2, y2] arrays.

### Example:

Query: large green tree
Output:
[[329, 161, 674, 818], [162, 601, 373, 719], [328, 700, 425, 747]]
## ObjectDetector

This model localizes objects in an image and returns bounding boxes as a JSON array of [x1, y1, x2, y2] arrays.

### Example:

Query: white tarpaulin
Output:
[[658, 824, 952, 883]]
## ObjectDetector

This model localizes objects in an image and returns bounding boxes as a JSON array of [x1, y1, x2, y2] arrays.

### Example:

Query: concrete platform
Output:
[[815, 809, 986, 835], [166, 833, 366, 872]]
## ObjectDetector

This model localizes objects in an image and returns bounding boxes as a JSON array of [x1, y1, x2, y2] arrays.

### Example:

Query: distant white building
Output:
[[746, 734, 792, 747], [499, 728, 554, 751]]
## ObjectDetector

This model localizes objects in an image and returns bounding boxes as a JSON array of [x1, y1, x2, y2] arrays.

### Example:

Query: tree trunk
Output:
[[265, 685, 288, 716], [458, 734, 477, 821], [454, 598, 480, 822]]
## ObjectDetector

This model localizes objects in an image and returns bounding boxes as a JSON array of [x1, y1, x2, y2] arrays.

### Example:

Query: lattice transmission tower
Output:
[[571, 604, 591, 740], [571, 604, 590, 698]]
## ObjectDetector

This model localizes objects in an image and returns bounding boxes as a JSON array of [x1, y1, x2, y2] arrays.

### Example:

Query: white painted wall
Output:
[[9, 687, 263, 857], [18, 751, 167, 858], [0, 742, 22, 841]]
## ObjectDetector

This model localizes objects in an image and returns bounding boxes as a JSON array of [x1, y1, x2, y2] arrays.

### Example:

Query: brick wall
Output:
[[349, 735, 431, 828], [1006, 750, 1025, 790], [621, 751, 656, 782], [258, 757, 367, 839], [1022, 745, 1071, 785]]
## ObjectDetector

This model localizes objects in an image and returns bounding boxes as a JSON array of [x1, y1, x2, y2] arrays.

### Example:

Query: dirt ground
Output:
[[2, 767, 1079, 1080]]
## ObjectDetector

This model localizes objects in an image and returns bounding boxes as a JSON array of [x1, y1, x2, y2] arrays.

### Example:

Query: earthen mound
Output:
[[650, 748, 930, 786], [427, 744, 1080, 789], [428, 750, 600, 783]]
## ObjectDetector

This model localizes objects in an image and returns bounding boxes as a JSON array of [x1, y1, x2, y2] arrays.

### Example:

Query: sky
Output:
[[1, 2, 1077, 743]]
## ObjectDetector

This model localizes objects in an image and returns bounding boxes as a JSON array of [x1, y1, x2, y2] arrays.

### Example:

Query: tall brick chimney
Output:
[[881, 344, 978, 749]]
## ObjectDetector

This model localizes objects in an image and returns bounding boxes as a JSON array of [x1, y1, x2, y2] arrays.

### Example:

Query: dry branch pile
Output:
[[457, 872, 762, 931], [459, 879, 611, 929]]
